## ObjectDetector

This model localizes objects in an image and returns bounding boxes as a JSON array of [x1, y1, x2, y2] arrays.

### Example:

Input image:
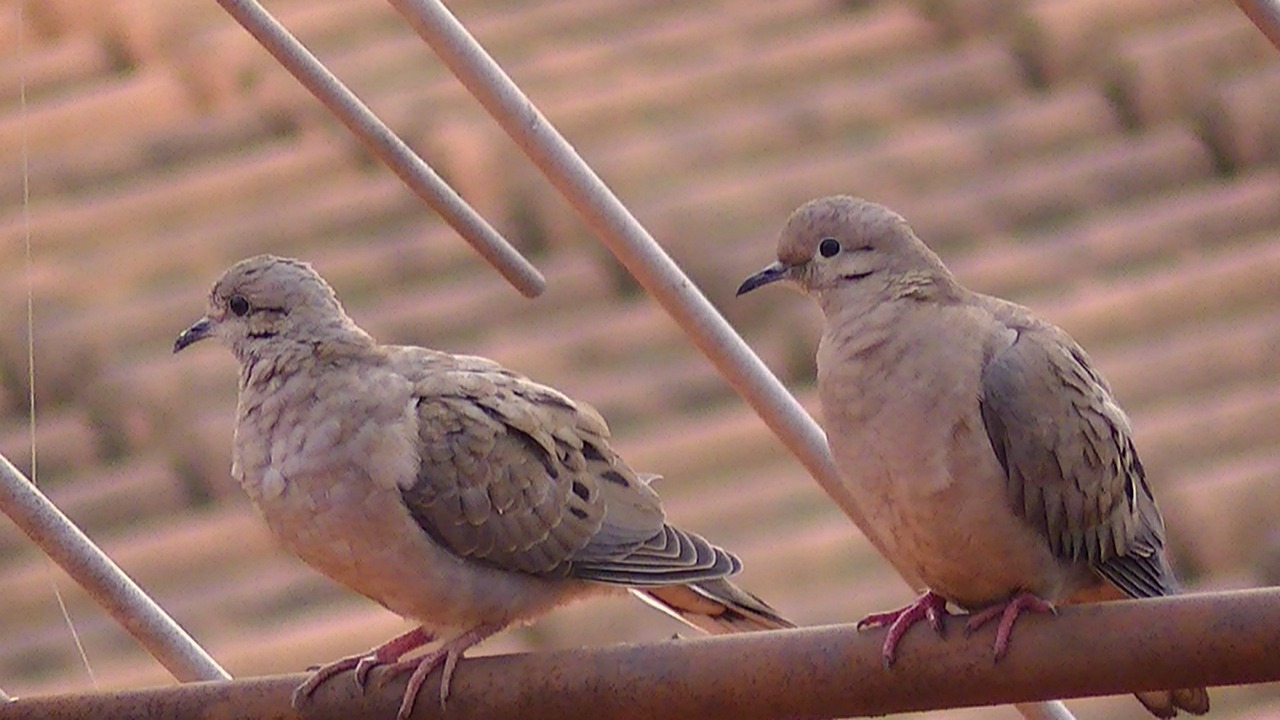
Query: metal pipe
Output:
[[379, 0, 1067, 713], [210, 0, 545, 298], [381, 0, 870, 559], [0, 453, 229, 683], [5, 589, 1276, 720], [1013, 702, 1076, 720], [1235, 0, 1280, 51]]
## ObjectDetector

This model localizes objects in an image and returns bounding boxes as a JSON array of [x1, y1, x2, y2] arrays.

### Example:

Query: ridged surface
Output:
[[1, 1, 1278, 716]]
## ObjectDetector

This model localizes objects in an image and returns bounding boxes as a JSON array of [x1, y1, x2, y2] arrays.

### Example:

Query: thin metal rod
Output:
[[211, 0, 545, 298], [0, 453, 229, 683], [1014, 701, 1077, 720], [5, 589, 1277, 719], [382, 2, 1066, 715], [382, 0, 866, 554], [1236, 0, 1280, 51]]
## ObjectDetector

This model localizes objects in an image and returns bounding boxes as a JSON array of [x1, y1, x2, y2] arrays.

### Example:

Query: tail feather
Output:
[[1135, 688, 1210, 719], [1069, 581, 1209, 718], [633, 578, 794, 634]]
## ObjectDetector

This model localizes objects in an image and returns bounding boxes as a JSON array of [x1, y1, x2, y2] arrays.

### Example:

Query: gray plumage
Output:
[[981, 328, 1176, 600], [175, 255, 790, 718], [738, 195, 1207, 718]]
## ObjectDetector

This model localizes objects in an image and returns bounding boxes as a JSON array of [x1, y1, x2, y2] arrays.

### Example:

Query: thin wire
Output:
[[49, 588, 95, 688], [15, 1, 97, 688], [0, 6, 227, 686], [0, 453, 231, 683]]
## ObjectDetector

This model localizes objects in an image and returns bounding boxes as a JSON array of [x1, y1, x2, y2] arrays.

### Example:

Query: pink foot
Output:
[[856, 590, 951, 667], [292, 626, 433, 707], [373, 623, 505, 720], [964, 591, 1057, 661]]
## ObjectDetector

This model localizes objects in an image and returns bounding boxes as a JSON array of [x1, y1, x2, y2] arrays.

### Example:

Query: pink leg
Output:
[[291, 626, 433, 707], [963, 591, 1057, 661], [373, 623, 505, 720], [856, 590, 951, 667]]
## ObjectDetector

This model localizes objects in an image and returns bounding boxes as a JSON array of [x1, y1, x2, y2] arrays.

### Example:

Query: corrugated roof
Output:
[[1, 1, 1278, 716]]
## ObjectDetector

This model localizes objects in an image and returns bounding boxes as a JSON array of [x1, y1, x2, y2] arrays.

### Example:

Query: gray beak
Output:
[[173, 317, 214, 354], [736, 261, 790, 296]]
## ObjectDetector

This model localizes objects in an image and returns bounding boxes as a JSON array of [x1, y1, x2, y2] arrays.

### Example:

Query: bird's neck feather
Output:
[[235, 322, 376, 390]]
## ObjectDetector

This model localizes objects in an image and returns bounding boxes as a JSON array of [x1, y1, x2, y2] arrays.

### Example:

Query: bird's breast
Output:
[[818, 317, 1070, 606], [229, 365, 595, 628]]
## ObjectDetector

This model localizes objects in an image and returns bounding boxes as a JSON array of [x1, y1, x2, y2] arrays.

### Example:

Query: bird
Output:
[[174, 254, 792, 719], [736, 195, 1208, 718]]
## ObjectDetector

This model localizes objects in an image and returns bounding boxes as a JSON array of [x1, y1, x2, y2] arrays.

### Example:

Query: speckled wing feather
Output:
[[979, 317, 1178, 599], [394, 348, 737, 585]]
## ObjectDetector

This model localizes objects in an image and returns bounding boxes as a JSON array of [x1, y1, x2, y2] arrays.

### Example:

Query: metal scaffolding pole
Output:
[[0, 454, 228, 684], [381, 0, 1060, 715], [376, 0, 896, 581], [209, 0, 545, 298], [9, 0, 1278, 714], [4, 589, 1278, 720]]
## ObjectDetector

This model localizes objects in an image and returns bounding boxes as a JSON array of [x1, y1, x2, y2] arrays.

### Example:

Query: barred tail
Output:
[[1135, 687, 1210, 718], [633, 578, 794, 634]]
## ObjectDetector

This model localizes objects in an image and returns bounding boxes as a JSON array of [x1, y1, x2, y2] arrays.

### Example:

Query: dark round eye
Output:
[[818, 237, 841, 258], [228, 295, 250, 317]]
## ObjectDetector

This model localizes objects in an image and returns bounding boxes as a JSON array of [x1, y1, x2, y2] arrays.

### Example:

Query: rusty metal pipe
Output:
[[1236, 0, 1280, 51], [4, 589, 1277, 720]]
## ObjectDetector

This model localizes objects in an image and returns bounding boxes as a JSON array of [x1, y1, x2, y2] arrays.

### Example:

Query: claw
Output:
[[291, 626, 434, 708], [389, 624, 505, 720], [293, 656, 361, 706], [290, 623, 508, 718], [856, 590, 952, 667], [963, 591, 1056, 661], [354, 654, 383, 691]]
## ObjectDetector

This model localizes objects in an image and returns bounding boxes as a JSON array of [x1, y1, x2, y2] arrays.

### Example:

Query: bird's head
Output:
[[736, 195, 954, 311], [174, 255, 362, 361]]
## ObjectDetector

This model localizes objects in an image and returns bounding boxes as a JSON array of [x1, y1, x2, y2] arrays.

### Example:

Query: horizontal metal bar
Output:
[[4, 589, 1276, 719], [377, 3, 1068, 716]]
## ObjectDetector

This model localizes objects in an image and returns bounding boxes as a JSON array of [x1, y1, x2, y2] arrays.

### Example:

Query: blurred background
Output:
[[1, 0, 1279, 717]]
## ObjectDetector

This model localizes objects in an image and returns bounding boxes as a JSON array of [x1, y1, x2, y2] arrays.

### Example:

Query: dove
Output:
[[737, 195, 1208, 718], [175, 254, 791, 719]]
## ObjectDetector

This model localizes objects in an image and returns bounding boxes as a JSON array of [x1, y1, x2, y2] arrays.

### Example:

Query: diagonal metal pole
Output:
[[0, 453, 229, 683], [383, 0, 866, 544], [2, 0, 537, 688], [381, 1, 1071, 717], [0, 0, 225, 690], [1235, 0, 1280, 51], [210, 0, 545, 298]]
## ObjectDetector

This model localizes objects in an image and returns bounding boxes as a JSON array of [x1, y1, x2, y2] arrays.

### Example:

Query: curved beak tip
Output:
[[173, 317, 214, 354], [736, 262, 788, 297]]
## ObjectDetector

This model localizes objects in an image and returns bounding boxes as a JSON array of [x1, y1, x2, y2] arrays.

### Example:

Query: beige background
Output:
[[1, 0, 1279, 717]]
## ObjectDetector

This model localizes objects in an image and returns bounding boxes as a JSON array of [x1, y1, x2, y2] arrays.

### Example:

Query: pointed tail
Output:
[[1069, 581, 1209, 718], [1135, 688, 1210, 719], [633, 578, 794, 634]]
